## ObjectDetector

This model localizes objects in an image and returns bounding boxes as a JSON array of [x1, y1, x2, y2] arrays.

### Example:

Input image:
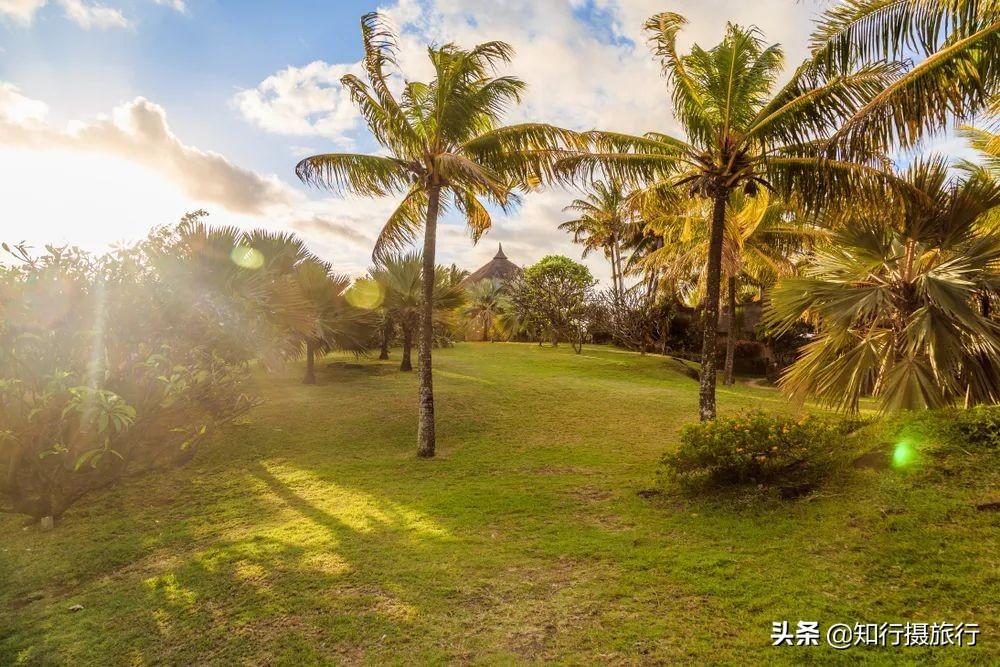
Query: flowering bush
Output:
[[659, 411, 844, 496]]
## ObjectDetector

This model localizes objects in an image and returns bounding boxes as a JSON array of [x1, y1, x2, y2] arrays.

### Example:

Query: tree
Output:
[[766, 157, 1000, 412], [296, 13, 575, 457], [559, 180, 631, 313], [638, 191, 819, 384], [463, 278, 507, 341], [557, 13, 902, 420], [295, 259, 374, 385], [810, 0, 999, 155], [368, 253, 466, 372], [507, 255, 596, 353]]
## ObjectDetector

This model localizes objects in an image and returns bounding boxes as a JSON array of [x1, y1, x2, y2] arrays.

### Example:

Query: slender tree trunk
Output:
[[400, 325, 413, 372], [379, 316, 391, 360], [303, 340, 317, 385], [699, 193, 727, 421], [724, 276, 737, 386], [416, 185, 440, 458]]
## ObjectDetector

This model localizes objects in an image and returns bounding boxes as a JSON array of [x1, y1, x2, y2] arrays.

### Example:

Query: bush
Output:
[[659, 411, 844, 497], [0, 216, 324, 522], [938, 405, 1000, 450]]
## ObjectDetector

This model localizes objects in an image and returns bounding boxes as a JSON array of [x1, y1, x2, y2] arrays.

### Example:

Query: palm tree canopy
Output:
[[766, 156, 1000, 412], [810, 0, 1000, 153], [295, 13, 580, 260], [556, 14, 902, 213]]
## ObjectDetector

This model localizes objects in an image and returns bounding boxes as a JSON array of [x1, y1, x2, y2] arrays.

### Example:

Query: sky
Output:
[[0, 0, 979, 284]]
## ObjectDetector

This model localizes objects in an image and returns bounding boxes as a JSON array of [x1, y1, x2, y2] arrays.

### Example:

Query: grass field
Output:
[[2, 343, 997, 665]]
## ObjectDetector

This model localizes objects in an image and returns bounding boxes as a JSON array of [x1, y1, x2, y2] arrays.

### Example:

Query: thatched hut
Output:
[[461, 244, 522, 287]]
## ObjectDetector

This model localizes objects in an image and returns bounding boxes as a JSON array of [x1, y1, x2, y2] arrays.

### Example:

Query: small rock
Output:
[[68, 604, 84, 612], [39, 516, 54, 531]]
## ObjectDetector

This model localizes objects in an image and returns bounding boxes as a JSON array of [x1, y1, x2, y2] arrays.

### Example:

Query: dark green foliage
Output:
[[659, 411, 844, 496]]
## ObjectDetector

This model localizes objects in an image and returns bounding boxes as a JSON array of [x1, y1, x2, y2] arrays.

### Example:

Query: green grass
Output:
[[2, 344, 997, 665]]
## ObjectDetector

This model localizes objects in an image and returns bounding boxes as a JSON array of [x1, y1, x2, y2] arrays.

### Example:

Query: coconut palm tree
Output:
[[810, 0, 999, 154], [766, 157, 1000, 412], [463, 279, 507, 341], [295, 259, 374, 384], [556, 14, 900, 420], [295, 13, 576, 457], [370, 253, 466, 372], [639, 191, 820, 385], [559, 180, 631, 308]]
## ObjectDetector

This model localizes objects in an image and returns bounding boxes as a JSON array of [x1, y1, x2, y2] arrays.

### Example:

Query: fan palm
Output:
[[294, 259, 374, 384], [556, 14, 900, 420], [766, 157, 1000, 412], [296, 13, 576, 456], [463, 279, 507, 341], [369, 253, 466, 372]]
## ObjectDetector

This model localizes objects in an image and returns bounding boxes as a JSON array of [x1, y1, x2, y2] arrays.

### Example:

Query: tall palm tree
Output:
[[295, 259, 373, 384], [370, 253, 466, 372], [766, 157, 1000, 412], [463, 279, 507, 341], [296, 13, 575, 457], [557, 14, 900, 420], [559, 180, 631, 308]]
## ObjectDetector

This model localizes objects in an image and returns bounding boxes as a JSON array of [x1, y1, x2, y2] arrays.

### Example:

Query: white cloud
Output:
[[0, 0, 47, 23], [58, 0, 129, 28], [0, 82, 49, 123], [0, 0, 131, 28], [233, 61, 364, 144], [0, 84, 291, 216], [154, 0, 185, 13]]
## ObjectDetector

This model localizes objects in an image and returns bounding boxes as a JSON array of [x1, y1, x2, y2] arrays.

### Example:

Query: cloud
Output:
[[0, 0, 47, 23], [0, 83, 291, 214], [153, 0, 185, 13], [58, 0, 129, 28], [291, 214, 372, 247], [233, 61, 364, 144], [0, 0, 130, 28]]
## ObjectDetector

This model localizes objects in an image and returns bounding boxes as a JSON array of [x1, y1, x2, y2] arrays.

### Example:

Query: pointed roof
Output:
[[461, 243, 522, 286]]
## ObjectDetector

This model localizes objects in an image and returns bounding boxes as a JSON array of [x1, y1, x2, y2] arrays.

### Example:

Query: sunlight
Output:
[[259, 461, 450, 539]]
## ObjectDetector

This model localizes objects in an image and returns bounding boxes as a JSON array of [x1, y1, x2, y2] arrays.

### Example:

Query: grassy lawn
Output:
[[2, 343, 997, 665]]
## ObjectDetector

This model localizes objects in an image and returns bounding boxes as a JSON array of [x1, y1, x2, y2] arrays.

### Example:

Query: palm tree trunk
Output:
[[724, 276, 737, 386], [303, 340, 317, 385], [400, 325, 413, 372], [379, 316, 391, 360], [699, 193, 727, 421], [416, 184, 440, 458]]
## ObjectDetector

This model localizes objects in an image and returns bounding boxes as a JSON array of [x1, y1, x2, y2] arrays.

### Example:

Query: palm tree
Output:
[[463, 279, 506, 341], [639, 191, 819, 385], [557, 14, 900, 420], [766, 157, 1000, 412], [296, 13, 575, 457], [810, 0, 999, 154], [559, 180, 631, 309], [295, 259, 373, 384], [370, 253, 466, 372]]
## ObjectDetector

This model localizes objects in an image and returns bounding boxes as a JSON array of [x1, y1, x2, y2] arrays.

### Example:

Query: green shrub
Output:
[[937, 405, 1000, 449], [659, 411, 844, 497]]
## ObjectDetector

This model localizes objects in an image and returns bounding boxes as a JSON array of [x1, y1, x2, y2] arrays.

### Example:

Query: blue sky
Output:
[[0, 0, 980, 281]]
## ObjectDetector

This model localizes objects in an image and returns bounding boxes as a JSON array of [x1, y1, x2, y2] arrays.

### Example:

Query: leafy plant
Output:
[[659, 411, 844, 496]]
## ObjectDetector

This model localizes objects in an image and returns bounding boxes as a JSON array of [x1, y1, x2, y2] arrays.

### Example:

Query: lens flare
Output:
[[230, 246, 265, 270], [346, 279, 384, 310], [892, 441, 917, 468]]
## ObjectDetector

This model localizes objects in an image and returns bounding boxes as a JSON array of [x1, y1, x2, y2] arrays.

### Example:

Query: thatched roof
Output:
[[462, 244, 522, 286]]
